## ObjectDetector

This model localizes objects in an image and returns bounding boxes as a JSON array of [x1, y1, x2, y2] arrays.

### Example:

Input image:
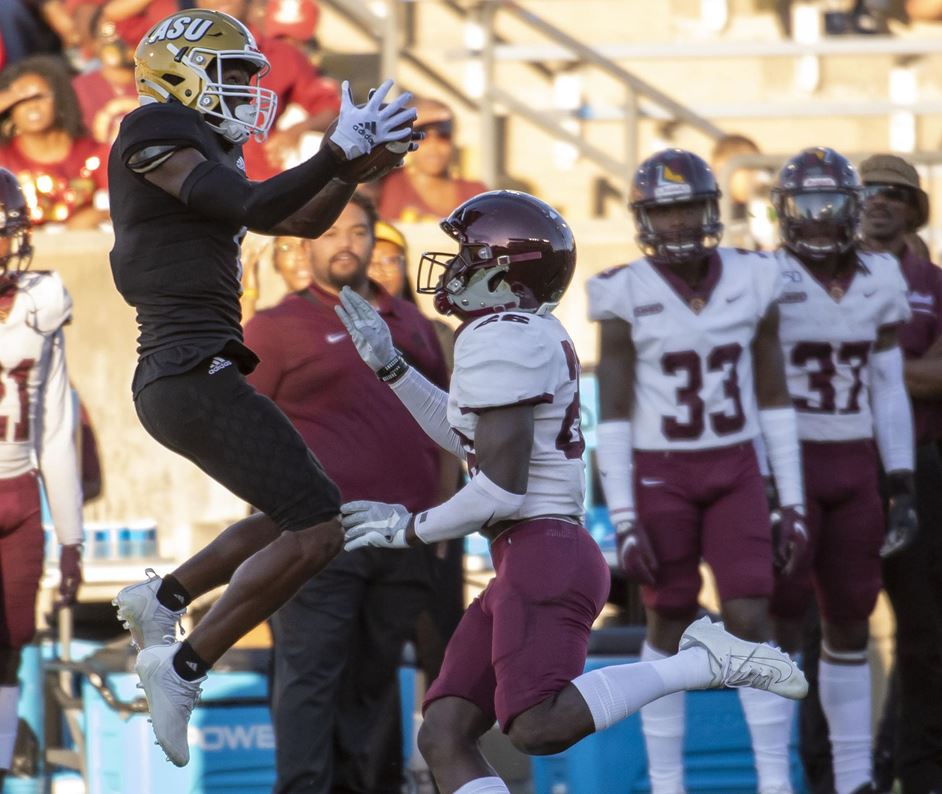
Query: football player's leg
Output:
[[633, 458, 703, 794], [419, 598, 504, 793], [132, 366, 342, 666], [0, 482, 43, 781], [814, 444, 883, 794], [702, 449, 793, 794]]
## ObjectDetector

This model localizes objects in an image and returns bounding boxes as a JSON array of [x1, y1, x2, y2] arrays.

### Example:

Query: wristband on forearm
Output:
[[376, 352, 409, 383]]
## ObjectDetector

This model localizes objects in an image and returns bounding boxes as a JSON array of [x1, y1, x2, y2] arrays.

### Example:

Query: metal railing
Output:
[[475, 0, 725, 189]]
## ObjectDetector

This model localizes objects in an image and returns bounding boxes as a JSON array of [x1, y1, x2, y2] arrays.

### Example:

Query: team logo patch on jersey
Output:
[[208, 356, 232, 375], [778, 292, 808, 304], [147, 16, 214, 43], [634, 302, 664, 318]]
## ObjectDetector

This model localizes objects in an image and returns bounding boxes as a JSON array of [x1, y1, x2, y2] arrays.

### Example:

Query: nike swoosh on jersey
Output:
[[640, 478, 665, 487], [863, 289, 878, 298], [726, 293, 744, 303], [326, 332, 347, 343]]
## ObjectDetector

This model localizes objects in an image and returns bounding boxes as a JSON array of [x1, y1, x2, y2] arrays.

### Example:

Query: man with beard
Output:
[[243, 193, 450, 794]]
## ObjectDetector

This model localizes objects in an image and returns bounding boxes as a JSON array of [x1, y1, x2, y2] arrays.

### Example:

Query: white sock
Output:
[[571, 642, 711, 732], [0, 685, 19, 770], [819, 659, 872, 794], [454, 776, 511, 794], [640, 642, 687, 794], [739, 686, 795, 792]]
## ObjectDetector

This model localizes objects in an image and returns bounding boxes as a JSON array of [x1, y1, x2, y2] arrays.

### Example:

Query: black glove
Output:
[[881, 471, 918, 558]]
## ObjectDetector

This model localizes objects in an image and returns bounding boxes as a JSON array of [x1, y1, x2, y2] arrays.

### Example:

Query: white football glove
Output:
[[329, 79, 417, 161], [335, 286, 398, 372], [341, 500, 412, 551]]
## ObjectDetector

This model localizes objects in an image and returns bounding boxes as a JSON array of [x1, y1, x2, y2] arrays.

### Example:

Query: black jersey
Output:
[[109, 101, 259, 396]]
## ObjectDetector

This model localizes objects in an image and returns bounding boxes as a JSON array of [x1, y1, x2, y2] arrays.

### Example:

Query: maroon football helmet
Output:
[[417, 190, 577, 319], [0, 169, 32, 279], [630, 148, 723, 265], [771, 146, 861, 261]]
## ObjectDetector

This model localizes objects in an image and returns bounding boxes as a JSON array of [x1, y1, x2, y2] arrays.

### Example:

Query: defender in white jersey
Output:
[[336, 191, 806, 794], [768, 148, 917, 794], [588, 150, 808, 794], [0, 170, 82, 787]]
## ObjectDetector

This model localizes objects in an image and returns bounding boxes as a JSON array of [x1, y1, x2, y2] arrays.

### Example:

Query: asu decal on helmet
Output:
[[0, 169, 33, 278], [630, 149, 723, 265], [417, 190, 577, 320], [134, 9, 277, 144], [771, 146, 861, 260]]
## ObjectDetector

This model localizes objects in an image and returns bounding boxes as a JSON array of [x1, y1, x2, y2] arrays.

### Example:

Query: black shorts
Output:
[[134, 357, 340, 532]]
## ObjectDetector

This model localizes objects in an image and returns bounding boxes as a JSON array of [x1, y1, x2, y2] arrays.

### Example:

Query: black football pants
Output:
[[268, 546, 432, 794], [881, 442, 942, 794]]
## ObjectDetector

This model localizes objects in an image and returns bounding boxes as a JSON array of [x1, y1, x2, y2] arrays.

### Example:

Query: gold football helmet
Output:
[[135, 9, 277, 144]]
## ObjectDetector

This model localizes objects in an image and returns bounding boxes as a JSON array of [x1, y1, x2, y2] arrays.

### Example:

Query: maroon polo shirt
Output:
[[897, 245, 942, 443], [244, 282, 448, 511]]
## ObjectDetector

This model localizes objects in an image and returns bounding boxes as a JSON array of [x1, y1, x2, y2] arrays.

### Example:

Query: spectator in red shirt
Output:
[[195, 0, 340, 180], [244, 193, 449, 793], [0, 55, 108, 228], [377, 96, 487, 223], [72, 9, 138, 144]]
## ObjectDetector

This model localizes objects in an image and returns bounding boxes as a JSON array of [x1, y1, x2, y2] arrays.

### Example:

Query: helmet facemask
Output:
[[775, 190, 858, 261], [0, 218, 32, 291], [418, 245, 525, 318], [184, 48, 276, 143], [634, 198, 723, 266]]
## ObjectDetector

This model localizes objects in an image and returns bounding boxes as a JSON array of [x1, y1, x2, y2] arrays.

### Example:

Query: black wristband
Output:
[[377, 353, 409, 383]]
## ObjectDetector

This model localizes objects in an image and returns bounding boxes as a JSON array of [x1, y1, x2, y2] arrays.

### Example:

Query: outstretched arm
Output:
[[335, 286, 465, 458], [341, 404, 533, 550]]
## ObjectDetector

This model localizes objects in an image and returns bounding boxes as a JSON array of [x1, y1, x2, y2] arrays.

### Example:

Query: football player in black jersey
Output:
[[107, 8, 418, 766]]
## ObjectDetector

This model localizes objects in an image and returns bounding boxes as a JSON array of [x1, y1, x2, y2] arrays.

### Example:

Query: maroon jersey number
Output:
[[556, 340, 586, 459], [0, 359, 35, 442], [791, 341, 870, 414], [661, 344, 745, 440]]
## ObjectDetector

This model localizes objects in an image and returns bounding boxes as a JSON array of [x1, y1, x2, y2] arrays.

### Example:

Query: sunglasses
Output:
[[415, 120, 453, 141], [861, 185, 913, 204]]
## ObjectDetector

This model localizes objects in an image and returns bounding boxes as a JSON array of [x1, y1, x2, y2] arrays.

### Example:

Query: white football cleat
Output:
[[112, 568, 185, 650], [680, 616, 808, 700], [135, 642, 204, 767]]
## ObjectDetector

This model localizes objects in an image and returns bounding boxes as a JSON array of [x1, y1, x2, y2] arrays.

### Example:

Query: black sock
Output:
[[172, 641, 209, 681], [156, 574, 191, 611]]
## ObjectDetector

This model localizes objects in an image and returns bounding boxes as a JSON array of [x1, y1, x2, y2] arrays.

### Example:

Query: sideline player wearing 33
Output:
[[336, 190, 807, 794], [107, 9, 418, 766], [587, 149, 807, 794]]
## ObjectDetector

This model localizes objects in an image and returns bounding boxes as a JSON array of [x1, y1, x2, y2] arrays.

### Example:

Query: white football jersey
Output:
[[0, 271, 82, 544], [773, 248, 911, 442], [448, 311, 585, 521], [587, 247, 782, 451]]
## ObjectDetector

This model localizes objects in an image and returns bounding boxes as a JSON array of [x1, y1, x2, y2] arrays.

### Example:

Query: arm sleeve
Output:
[[180, 148, 342, 231], [451, 319, 557, 412], [871, 346, 915, 472], [389, 367, 465, 460], [36, 331, 83, 546], [412, 472, 525, 543], [595, 420, 635, 524], [758, 406, 803, 507]]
